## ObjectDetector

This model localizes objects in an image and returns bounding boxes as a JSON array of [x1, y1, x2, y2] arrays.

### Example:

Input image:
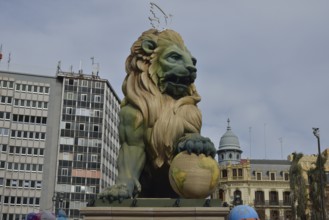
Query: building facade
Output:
[[0, 70, 120, 220], [213, 119, 292, 220]]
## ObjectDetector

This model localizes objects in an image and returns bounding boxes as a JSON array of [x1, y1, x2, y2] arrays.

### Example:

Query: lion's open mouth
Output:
[[166, 75, 191, 86], [164, 72, 195, 87]]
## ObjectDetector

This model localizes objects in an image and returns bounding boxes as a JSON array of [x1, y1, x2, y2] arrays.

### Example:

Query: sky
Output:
[[1, 0, 329, 160]]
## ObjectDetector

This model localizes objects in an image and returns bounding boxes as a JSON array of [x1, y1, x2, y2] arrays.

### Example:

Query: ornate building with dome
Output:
[[213, 119, 292, 220]]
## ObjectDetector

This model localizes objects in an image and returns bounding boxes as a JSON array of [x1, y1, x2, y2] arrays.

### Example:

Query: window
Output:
[[11, 179, 17, 187], [15, 84, 21, 91], [65, 122, 71, 130], [23, 131, 28, 139], [82, 80, 88, 87], [222, 169, 227, 178], [67, 92, 74, 100], [39, 86, 44, 93], [283, 191, 290, 205], [269, 191, 279, 205], [270, 172, 276, 181], [66, 107, 73, 115], [95, 82, 100, 88], [0, 128, 9, 136], [256, 172, 262, 180], [77, 154, 83, 161], [91, 155, 98, 162], [0, 144, 7, 152], [255, 191, 265, 205], [94, 110, 100, 117], [61, 168, 68, 176], [36, 181, 42, 188], [33, 86, 38, 92], [238, 168, 243, 177], [75, 186, 81, 192], [284, 172, 289, 181], [93, 125, 99, 132], [24, 180, 30, 187], [27, 85, 32, 92], [81, 94, 87, 101], [45, 87, 49, 93], [94, 95, 101, 102], [79, 123, 85, 131], [9, 146, 15, 153], [233, 169, 237, 177]]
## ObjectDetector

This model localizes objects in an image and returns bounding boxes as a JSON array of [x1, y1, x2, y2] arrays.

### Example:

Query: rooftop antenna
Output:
[[7, 52, 11, 70], [56, 61, 62, 74], [0, 44, 3, 62], [79, 60, 83, 74], [91, 56, 100, 77], [264, 123, 267, 159], [279, 137, 283, 159], [148, 2, 173, 30], [249, 126, 252, 159]]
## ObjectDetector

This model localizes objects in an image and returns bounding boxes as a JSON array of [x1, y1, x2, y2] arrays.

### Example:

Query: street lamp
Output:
[[312, 128, 326, 220], [52, 192, 64, 215]]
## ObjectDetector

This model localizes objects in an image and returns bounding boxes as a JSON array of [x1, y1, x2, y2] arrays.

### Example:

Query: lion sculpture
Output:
[[102, 29, 216, 201]]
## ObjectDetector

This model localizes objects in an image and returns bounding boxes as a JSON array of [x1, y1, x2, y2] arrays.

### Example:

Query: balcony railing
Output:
[[254, 200, 291, 207]]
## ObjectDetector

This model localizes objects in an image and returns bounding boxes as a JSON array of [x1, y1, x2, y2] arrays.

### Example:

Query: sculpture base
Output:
[[80, 199, 230, 220]]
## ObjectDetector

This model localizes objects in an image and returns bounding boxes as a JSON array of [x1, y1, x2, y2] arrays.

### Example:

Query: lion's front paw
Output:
[[99, 184, 132, 203], [176, 133, 216, 158]]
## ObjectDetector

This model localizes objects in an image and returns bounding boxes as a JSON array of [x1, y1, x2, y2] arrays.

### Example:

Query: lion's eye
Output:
[[166, 52, 182, 63]]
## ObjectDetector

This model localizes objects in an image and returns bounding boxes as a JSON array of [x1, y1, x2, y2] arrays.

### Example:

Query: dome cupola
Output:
[[217, 119, 243, 165]]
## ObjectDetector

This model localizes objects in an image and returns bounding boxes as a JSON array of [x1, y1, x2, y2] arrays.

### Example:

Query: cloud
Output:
[[1, 0, 328, 159]]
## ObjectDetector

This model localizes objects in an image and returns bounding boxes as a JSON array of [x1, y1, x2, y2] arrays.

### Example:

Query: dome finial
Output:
[[227, 118, 231, 130]]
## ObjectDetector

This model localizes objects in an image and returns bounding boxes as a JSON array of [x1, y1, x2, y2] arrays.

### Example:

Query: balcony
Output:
[[254, 200, 290, 207], [254, 200, 265, 206]]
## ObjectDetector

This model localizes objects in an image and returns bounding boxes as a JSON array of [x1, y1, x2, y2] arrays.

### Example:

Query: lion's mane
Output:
[[122, 29, 202, 168]]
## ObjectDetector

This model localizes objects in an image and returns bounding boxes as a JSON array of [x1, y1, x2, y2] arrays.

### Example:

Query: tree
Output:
[[308, 154, 327, 220], [289, 152, 308, 220]]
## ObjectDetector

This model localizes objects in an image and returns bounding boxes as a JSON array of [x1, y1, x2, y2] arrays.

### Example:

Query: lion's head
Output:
[[122, 29, 201, 127]]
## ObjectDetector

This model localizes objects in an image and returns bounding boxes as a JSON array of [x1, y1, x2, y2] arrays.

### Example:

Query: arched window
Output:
[[218, 189, 225, 201], [255, 191, 265, 205], [233, 189, 242, 205], [229, 153, 232, 159]]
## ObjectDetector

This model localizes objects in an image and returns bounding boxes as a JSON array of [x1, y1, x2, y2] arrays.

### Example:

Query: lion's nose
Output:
[[186, 66, 197, 74]]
